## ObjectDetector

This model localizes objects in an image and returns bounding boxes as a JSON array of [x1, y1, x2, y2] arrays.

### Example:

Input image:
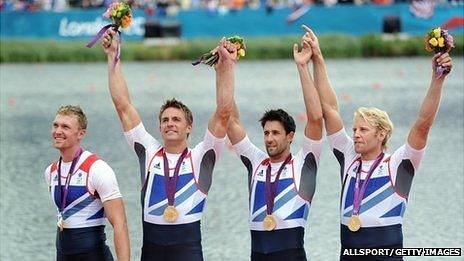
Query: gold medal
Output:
[[57, 217, 64, 232], [263, 214, 277, 231], [348, 215, 362, 232], [163, 205, 179, 222]]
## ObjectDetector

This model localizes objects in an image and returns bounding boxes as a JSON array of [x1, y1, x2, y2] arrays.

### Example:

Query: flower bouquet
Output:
[[424, 27, 454, 78], [192, 36, 246, 66], [86, 1, 132, 66], [103, 1, 132, 29]]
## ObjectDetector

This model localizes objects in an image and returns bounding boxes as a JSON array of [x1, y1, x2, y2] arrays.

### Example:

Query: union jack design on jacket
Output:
[[46, 151, 106, 229]]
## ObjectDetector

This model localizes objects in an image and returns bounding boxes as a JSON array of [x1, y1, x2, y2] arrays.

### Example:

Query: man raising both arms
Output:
[[303, 26, 453, 260], [227, 28, 323, 260], [102, 29, 235, 260]]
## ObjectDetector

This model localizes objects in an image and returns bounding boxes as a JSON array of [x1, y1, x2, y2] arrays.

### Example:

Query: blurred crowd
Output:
[[0, 0, 462, 13]]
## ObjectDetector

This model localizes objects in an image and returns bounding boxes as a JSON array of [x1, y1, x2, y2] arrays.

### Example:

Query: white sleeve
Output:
[[233, 135, 267, 169], [191, 129, 226, 181], [293, 136, 323, 197], [327, 128, 353, 155], [390, 142, 426, 179], [327, 128, 357, 180], [124, 122, 162, 153], [403, 142, 426, 170], [44, 165, 51, 187], [300, 135, 324, 164], [88, 160, 122, 203], [193, 128, 227, 160]]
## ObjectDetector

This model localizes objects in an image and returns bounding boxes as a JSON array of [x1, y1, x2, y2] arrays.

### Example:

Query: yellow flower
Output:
[[428, 37, 438, 47], [438, 37, 445, 47], [433, 28, 441, 38], [111, 10, 117, 17], [237, 49, 245, 57]]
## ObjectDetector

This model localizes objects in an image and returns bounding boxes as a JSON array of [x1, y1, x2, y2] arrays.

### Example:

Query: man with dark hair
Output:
[[227, 29, 323, 260], [259, 109, 296, 135], [102, 29, 235, 260], [45, 105, 130, 261]]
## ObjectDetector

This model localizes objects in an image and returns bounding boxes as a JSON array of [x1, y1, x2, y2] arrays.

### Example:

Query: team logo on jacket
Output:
[[76, 173, 83, 184], [352, 164, 385, 177], [181, 161, 187, 172], [257, 170, 264, 177], [375, 165, 384, 177], [154, 163, 161, 169], [53, 174, 58, 181], [281, 167, 288, 178]]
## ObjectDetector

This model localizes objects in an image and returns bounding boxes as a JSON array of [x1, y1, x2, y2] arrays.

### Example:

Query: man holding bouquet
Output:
[[302, 26, 453, 260], [102, 29, 236, 260], [226, 30, 323, 260]]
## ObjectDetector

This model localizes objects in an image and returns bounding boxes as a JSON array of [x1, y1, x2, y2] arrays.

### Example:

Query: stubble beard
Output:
[[266, 145, 285, 158]]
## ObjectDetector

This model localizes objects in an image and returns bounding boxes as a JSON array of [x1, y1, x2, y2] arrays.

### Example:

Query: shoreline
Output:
[[2, 34, 463, 63]]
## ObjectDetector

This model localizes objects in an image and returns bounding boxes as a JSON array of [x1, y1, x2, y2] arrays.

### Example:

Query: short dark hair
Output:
[[159, 98, 193, 125], [56, 105, 87, 130], [259, 109, 296, 134]]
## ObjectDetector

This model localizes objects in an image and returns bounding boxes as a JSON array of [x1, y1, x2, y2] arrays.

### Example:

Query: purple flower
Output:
[[103, 9, 111, 18], [103, 2, 118, 18], [443, 30, 455, 49]]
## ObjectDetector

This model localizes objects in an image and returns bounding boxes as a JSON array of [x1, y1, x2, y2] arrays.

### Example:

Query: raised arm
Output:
[[408, 53, 452, 150], [293, 36, 323, 140], [303, 25, 344, 135], [227, 100, 247, 145], [103, 198, 130, 261], [102, 29, 141, 132], [208, 39, 236, 138]]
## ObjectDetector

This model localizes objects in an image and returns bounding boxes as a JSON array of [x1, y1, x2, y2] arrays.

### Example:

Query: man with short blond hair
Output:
[[354, 107, 394, 151], [45, 105, 130, 261], [303, 25, 453, 260]]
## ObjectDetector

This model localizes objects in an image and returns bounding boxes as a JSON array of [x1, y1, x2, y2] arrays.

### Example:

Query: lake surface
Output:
[[1, 58, 463, 260]]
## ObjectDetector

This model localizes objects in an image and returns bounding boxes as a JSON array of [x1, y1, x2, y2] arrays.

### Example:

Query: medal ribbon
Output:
[[163, 148, 189, 206], [57, 148, 84, 214], [265, 154, 292, 215], [352, 152, 385, 216]]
